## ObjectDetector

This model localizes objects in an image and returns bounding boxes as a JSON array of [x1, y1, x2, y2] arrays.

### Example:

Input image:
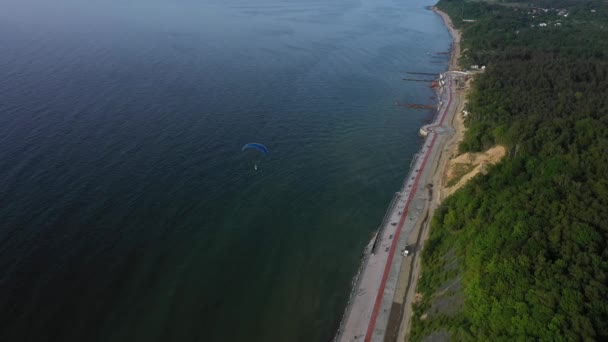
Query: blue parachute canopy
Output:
[[241, 143, 269, 155]]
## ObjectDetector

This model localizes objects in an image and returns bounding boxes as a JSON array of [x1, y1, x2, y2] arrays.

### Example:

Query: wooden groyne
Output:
[[402, 78, 435, 82], [396, 101, 435, 109], [407, 104, 435, 109], [406, 72, 438, 76]]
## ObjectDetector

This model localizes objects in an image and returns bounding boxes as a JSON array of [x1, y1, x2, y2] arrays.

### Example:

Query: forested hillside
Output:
[[411, 0, 608, 340]]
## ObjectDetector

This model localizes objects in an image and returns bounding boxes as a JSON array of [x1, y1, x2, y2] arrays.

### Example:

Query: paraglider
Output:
[[241, 143, 269, 155], [241, 143, 268, 170]]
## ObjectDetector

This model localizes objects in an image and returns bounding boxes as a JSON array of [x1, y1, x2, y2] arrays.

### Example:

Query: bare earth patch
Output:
[[444, 145, 506, 196]]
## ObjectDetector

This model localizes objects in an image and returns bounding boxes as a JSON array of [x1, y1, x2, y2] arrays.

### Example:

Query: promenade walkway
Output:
[[336, 72, 457, 342]]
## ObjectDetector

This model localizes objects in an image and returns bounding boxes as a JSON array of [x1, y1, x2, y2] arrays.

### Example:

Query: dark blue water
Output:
[[0, 0, 450, 341]]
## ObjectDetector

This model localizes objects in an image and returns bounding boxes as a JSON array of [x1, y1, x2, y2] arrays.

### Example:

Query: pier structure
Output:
[[336, 72, 458, 342]]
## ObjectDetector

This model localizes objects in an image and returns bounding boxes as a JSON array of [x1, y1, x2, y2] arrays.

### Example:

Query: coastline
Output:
[[431, 5, 467, 207], [393, 6, 465, 341], [335, 5, 467, 339], [432, 6, 461, 72]]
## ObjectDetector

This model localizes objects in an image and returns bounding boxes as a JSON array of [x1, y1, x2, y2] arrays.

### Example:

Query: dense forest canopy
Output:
[[411, 0, 608, 340]]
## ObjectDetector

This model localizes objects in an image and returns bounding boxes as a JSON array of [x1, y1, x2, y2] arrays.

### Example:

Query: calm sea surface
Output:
[[0, 0, 450, 340]]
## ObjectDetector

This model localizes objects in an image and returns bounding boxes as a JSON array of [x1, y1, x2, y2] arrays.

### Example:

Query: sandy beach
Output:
[[434, 8, 461, 72]]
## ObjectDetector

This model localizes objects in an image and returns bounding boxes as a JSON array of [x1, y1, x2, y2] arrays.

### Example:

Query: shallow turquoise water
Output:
[[0, 0, 450, 340]]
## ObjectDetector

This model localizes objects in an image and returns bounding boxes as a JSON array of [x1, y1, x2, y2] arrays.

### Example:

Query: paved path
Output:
[[336, 72, 457, 342]]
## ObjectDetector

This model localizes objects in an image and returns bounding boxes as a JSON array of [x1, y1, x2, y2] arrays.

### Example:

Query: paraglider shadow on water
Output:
[[241, 143, 269, 171]]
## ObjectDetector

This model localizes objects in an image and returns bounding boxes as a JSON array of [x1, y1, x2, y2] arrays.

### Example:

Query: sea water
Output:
[[0, 0, 450, 340]]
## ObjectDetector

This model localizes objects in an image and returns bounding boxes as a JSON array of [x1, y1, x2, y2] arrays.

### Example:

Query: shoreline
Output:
[[393, 6, 465, 341], [335, 4, 466, 337], [432, 6, 461, 72]]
